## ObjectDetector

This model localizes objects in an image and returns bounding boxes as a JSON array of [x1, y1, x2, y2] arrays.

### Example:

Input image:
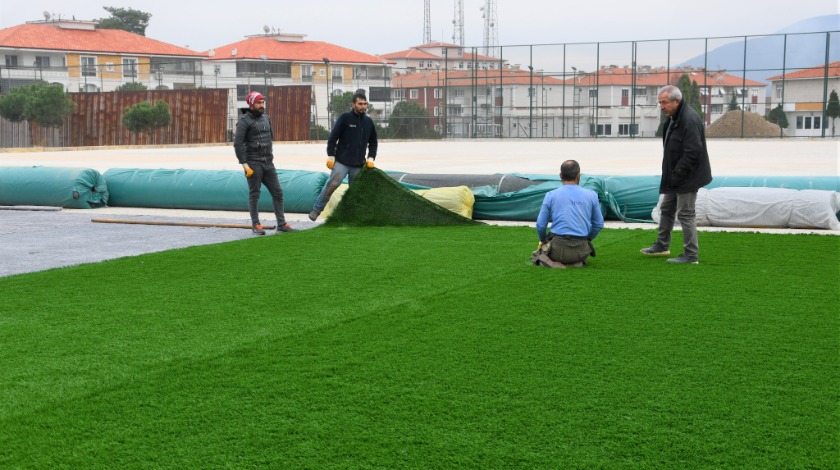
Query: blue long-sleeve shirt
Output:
[[536, 184, 604, 243]]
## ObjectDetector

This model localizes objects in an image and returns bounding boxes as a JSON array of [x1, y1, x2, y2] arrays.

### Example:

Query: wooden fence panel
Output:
[[1, 86, 312, 148]]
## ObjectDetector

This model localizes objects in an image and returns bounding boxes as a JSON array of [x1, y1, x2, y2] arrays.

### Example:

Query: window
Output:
[[804, 117, 812, 129], [5, 55, 18, 67], [368, 86, 390, 101], [710, 104, 724, 114], [122, 58, 138, 78], [589, 124, 611, 136], [106, 62, 115, 72], [410, 89, 418, 99], [634, 87, 646, 97], [236, 61, 292, 77], [433, 106, 439, 116], [332, 66, 343, 79], [236, 85, 268, 100], [451, 89, 464, 98], [434, 88, 441, 99], [301, 64, 313, 80], [589, 89, 598, 98], [447, 105, 463, 116], [81, 56, 97, 77], [621, 89, 629, 98], [618, 124, 639, 136], [796, 116, 803, 129], [34, 56, 51, 68], [776, 84, 783, 99], [813, 116, 821, 129], [392, 89, 405, 100]]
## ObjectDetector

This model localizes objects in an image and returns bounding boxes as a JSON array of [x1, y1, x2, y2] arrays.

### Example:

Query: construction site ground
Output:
[[1, 138, 838, 277]]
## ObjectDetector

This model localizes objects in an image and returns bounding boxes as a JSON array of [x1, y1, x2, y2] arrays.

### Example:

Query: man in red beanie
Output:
[[234, 91, 295, 234]]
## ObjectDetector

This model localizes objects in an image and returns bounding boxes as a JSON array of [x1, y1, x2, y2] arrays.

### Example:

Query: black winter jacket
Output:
[[234, 108, 274, 164], [326, 110, 378, 167], [660, 100, 713, 194]]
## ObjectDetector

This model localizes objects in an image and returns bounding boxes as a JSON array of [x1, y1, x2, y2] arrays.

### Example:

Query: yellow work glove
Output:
[[326, 157, 335, 170], [366, 157, 375, 169], [242, 163, 253, 178]]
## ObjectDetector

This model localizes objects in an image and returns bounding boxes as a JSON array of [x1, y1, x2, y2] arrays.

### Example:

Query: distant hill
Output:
[[679, 15, 840, 91]]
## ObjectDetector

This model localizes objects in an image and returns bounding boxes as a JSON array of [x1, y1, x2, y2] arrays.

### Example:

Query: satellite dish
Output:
[[263, 25, 270, 34], [43, 11, 51, 20]]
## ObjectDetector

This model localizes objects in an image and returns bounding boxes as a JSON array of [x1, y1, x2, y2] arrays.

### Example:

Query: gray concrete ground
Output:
[[0, 139, 838, 277]]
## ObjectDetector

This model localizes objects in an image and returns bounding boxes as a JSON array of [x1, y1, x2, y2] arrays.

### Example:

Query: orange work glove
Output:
[[242, 163, 253, 178], [326, 157, 335, 170], [366, 157, 375, 169]]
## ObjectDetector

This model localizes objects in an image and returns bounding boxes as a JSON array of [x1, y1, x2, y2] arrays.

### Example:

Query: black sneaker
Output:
[[252, 223, 266, 235], [276, 223, 296, 233], [640, 245, 670, 256], [666, 254, 699, 264], [308, 210, 320, 221]]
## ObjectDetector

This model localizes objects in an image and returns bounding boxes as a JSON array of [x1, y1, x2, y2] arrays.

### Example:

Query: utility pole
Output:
[[423, 0, 431, 44], [452, 0, 464, 47]]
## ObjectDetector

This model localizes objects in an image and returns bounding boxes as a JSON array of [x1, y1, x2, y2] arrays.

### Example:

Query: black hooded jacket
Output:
[[234, 108, 274, 164], [660, 100, 713, 194], [326, 110, 378, 167]]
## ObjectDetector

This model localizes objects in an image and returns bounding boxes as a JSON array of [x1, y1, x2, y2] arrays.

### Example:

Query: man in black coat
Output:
[[234, 91, 295, 234], [309, 91, 378, 221], [641, 85, 712, 264]]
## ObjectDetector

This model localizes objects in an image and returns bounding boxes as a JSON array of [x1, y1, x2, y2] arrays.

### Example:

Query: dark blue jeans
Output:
[[247, 161, 285, 225]]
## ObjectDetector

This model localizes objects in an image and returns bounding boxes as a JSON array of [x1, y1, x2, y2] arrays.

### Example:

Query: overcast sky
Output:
[[1, 0, 837, 56]]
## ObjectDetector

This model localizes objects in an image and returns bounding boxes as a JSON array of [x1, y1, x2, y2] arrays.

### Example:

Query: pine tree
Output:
[[826, 90, 840, 137]]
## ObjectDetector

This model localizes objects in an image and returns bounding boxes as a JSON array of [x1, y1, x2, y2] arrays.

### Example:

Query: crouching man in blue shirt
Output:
[[532, 160, 604, 268]]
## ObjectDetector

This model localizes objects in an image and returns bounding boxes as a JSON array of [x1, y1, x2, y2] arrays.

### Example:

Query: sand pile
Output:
[[706, 110, 783, 138]]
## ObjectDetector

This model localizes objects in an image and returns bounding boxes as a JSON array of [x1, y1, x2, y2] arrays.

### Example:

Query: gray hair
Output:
[[658, 85, 682, 101]]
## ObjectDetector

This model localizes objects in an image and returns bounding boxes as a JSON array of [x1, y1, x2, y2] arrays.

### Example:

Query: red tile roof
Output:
[[392, 69, 566, 87], [766, 61, 840, 80], [0, 22, 202, 57], [382, 44, 499, 63], [206, 36, 393, 64], [381, 48, 441, 60]]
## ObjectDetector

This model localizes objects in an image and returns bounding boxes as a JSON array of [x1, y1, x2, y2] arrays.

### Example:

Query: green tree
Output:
[[826, 90, 840, 137], [96, 6, 151, 36], [677, 74, 705, 121], [24, 84, 75, 127], [766, 104, 789, 132], [728, 93, 740, 111], [0, 89, 30, 122], [328, 91, 376, 123], [310, 123, 329, 140], [387, 101, 435, 139], [122, 100, 171, 134], [0, 82, 74, 146], [114, 82, 148, 92]]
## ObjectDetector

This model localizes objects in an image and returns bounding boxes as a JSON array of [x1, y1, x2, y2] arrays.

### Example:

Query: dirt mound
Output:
[[706, 110, 783, 138]]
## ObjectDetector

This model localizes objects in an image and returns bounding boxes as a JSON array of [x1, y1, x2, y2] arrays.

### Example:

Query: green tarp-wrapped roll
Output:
[[472, 175, 606, 221], [0, 166, 107, 209], [103, 168, 328, 213]]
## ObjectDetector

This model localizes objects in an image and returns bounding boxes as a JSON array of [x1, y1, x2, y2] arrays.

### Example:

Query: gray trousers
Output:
[[656, 191, 699, 259], [247, 161, 285, 225]]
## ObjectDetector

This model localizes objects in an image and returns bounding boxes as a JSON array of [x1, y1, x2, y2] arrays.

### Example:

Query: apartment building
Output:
[[0, 19, 204, 93], [767, 61, 840, 137]]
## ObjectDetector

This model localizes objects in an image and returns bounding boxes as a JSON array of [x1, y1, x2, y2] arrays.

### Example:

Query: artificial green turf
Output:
[[0, 226, 837, 467], [325, 166, 482, 226]]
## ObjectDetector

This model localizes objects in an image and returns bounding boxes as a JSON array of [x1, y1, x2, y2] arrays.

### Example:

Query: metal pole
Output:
[[741, 36, 747, 139], [528, 45, 533, 139], [821, 32, 831, 138]]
